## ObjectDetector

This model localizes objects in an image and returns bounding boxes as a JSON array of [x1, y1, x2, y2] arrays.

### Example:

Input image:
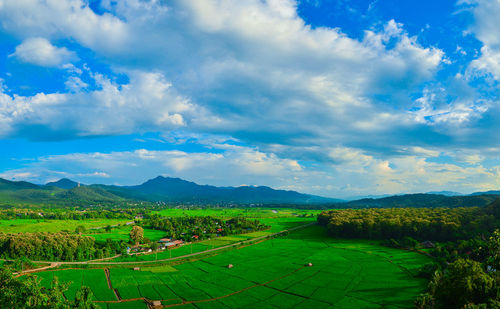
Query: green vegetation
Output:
[[340, 193, 498, 209], [318, 205, 500, 242], [0, 268, 98, 308], [0, 219, 132, 234], [2, 201, 500, 308], [319, 199, 500, 308], [152, 208, 320, 218], [0, 209, 138, 220], [31, 225, 429, 308], [416, 229, 500, 308], [86, 227, 166, 242], [129, 226, 144, 245], [0, 232, 125, 261], [146, 215, 269, 241]]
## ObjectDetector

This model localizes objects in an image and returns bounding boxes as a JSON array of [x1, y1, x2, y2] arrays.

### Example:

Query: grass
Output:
[[106, 216, 315, 263], [0, 219, 131, 233], [83, 208, 316, 244], [34, 268, 115, 301], [31, 224, 429, 308], [86, 227, 167, 242], [152, 208, 321, 219]]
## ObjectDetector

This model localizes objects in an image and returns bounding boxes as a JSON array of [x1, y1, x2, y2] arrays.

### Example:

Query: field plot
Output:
[[87, 227, 167, 242], [32, 224, 429, 308], [152, 208, 321, 219], [0, 218, 130, 233], [109, 216, 316, 263], [34, 268, 116, 301]]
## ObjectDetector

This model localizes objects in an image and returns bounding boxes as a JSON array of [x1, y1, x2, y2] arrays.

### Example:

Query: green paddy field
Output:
[[0, 218, 131, 233], [32, 224, 429, 308]]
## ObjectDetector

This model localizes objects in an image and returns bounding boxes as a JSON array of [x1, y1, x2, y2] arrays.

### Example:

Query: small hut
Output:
[[305, 263, 313, 267], [420, 241, 435, 248], [133, 267, 140, 271], [227, 264, 234, 269]]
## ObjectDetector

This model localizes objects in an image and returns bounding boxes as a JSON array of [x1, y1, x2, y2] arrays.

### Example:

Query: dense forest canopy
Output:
[[318, 202, 500, 242], [0, 232, 125, 261]]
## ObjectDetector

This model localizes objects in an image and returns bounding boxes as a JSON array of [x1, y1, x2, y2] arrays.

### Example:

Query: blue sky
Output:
[[0, 0, 499, 198]]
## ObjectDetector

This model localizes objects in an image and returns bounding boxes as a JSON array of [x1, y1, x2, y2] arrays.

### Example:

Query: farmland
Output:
[[0, 218, 131, 233], [31, 224, 429, 308], [151, 208, 320, 219]]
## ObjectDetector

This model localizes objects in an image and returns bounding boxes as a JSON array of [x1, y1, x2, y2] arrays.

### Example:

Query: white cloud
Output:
[[411, 86, 489, 125], [3, 0, 498, 195], [0, 146, 305, 189], [10, 37, 76, 67], [0, 1, 445, 147], [1, 144, 499, 198], [0, 0, 128, 53], [464, 0, 500, 80], [0, 70, 211, 138]]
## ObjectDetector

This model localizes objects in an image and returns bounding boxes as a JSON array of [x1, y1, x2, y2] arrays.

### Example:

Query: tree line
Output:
[[0, 209, 142, 220], [0, 232, 126, 261], [317, 205, 499, 242]]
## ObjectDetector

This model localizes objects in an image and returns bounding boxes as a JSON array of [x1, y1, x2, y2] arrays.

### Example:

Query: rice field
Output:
[[108, 216, 316, 263], [32, 225, 430, 308], [151, 208, 321, 219], [0, 218, 131, 233], [86, 227, 168, 242]]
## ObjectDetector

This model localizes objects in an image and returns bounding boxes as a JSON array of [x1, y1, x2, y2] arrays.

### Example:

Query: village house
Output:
[[157, 239, 184, 250]]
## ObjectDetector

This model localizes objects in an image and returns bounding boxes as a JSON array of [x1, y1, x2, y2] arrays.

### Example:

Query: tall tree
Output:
[[129, 226, 144, 245]]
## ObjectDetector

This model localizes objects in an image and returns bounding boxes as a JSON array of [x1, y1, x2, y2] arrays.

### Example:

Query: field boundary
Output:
[[93, 262, 335, 308], [9, 221, 317, 271]]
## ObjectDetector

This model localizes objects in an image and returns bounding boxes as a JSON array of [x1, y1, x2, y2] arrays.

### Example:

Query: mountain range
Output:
[[0, 176, 339, 206], [0, 176, 498, 208]]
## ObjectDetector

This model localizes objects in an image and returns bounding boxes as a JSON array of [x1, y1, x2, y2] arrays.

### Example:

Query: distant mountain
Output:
[[343, 194, 392, 201], [427, 191, 463, 196], [470, 190, 500, 196], [341, 193, 497, 209], [46, 178, 80, 189], [0, 178, 40, 191], [123, 176, 339, 204], [0, 176, 339, 206], [0, 175, 498, 208], [0, 177, 126, 205]]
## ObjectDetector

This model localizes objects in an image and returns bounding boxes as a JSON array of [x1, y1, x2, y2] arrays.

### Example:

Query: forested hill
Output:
[[102, 176, 340, 204], [45, 178, 79, 189], [338, 193, 499, 209]]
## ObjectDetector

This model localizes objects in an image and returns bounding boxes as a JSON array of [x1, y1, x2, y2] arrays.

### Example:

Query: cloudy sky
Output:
[[0, 0, 499, 198]]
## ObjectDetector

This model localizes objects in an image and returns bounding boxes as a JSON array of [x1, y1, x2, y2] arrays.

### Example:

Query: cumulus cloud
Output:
[[1, 144, 499, 198], [0, 146, 305, 189], [1, 0, 499, 195], [0, 0, 128, 53], [10, 37, 76, 67], [0, 0, 444, 147], [463, 0, 500, 81], [0, 70, 212, 139]]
